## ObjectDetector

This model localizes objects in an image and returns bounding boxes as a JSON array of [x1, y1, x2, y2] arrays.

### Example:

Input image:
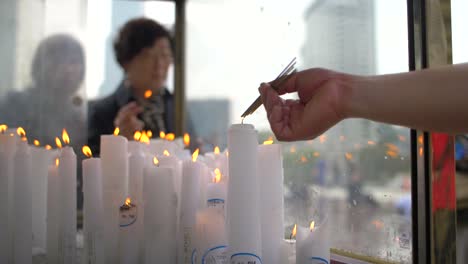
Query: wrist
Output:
[[341, 74, 369, 120]]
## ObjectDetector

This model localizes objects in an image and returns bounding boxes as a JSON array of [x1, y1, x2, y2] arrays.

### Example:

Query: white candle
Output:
[[206, 169, 226, 212], [119, 198, 139, 264], [227, 124, 262, 263], [194, 207, 228, 264], [30, 146, 52, 251], [47, 160, 60, 264], [143, 166, 177, 264], [13, 140, 32, 264], [296, 223, 330, 264], [82, 156, 105, 264], [178, 154, 202, 264], [149, 139, 177, 156], [258, 143, 284, 264], [100, 134, 128, 263], [198, 163, 211, 210], [58, 146, 77, 263]]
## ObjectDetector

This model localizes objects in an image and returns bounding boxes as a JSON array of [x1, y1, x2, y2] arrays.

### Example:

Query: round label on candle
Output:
[[119, 202, 137, 227], [207, 198, 225, 209], [230, 253, 262, 264], [307, 257, 329, 264], [202, 245, 227, 264]]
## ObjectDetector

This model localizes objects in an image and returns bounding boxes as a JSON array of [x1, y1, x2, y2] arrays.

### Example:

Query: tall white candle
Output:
[[296, 222, 330, 264], [31, 146, 52, 251], [47, 160, 60, 264], [13, 140, 32, 264], [143, 166, 177, 264], [258, 142, 284, 264], [82, 154, 105, 264], [58, 146, 77, 264], [206, 169, 226, 212], [178, 152, 202, 264], [100, 133, 128, 263], [194, 207, 228, 264], [227, 124, 262, 263]]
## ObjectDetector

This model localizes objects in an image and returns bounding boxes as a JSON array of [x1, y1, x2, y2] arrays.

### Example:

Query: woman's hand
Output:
[[114, 101, 144, 139], [259, 68, 352, 141]]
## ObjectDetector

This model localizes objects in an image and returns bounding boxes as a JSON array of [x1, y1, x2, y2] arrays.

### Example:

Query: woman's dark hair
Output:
[[113, 17, 172, 68]]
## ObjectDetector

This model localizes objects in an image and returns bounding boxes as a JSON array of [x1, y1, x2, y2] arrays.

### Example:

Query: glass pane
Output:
[[186, 0, 412, 262]]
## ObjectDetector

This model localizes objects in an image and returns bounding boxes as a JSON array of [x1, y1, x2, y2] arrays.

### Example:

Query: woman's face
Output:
[[125, 37, 173, 94]]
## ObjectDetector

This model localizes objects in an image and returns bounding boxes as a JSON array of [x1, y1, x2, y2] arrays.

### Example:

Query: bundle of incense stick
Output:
[[240, 57, 297, 118]]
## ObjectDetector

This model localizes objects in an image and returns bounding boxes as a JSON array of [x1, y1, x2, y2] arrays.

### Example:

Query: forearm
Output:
[[346, 63, 468, 133]]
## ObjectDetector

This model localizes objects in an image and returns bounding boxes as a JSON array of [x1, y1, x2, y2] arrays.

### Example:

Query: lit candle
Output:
[[194, 207, 228, 264], [58, 135, 77, 263], [13, 139, 32, 264], [227, 124, 262, 263], [47, 159, 60, 264], [258, 140, 284, 264], [100, 128, 128, 263], [82, 146, 105, 264], [119, 198, 140, 264], [143, 163, 177, 263], [178, 149, 202, 264], [30, 143, 52, 251], [206, 168, 226, 212], [296, 221, 330, 264]]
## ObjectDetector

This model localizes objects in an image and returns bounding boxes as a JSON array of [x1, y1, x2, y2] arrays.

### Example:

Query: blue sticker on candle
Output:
[[207, 198, 225, 209], [202, 245, 227, 264], [230, 252, 262, 264], [307, 256, 329, 264], [192, 248, 197, 264], [119, 201, 137, 227]]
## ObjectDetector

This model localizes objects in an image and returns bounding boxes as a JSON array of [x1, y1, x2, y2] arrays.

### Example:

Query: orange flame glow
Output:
[[144, 90, 153, 99], [291, 224, 297, 239], [214, 168, 222, 183], [82, 146, 92, 158], [0, 124, 7, 133], [309, 221, 315, 231], [300, 156, 308, 163], [345, 152, 353, 160], [45, 145, 52, 150], [165, 133, 175, 141], [17, 127, 26, 137], [153, 156, 159, 166], [192, 148, 200, 162], [367, 140, 376, 145], [55, 158, 60, 167], [160, 131, 166, 139], [125, 197, 131, 206], [113, 127, 120, 136], [313, 152, 320, 157], [183, 133, 190, 147], [62, 129, 70, 145], [134, 131, 142, 141], [140, 131, 150, 144], [419, 147, 423, 156], [55, 137, 62, 149], [33, 140, 40, 146], [147, 130, 153, 138], [418, 135, 423, 144], [263, 137, 274, 145], [163, 150, 170, 156], [214, 146, 220, 155], [290, 146, 296, 153]]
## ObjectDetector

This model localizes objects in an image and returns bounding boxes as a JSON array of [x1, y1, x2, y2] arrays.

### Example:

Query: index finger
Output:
[[117, 101, 143, 120]]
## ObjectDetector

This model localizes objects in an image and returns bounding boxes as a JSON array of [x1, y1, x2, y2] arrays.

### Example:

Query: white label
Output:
[[202, 245, 227, 264], [230, 253, 262, 264], [119, 203, 137, 227]]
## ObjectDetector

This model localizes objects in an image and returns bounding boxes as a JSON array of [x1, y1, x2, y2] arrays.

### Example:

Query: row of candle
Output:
[[0, 123, 330, 264]]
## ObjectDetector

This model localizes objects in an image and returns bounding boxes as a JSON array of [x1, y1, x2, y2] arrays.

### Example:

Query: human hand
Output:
[[259, 68, 352, 141], [114, 101, 144, 139]]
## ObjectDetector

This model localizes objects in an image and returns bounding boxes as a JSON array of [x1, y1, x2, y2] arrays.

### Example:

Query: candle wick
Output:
[[241, 117, 245, 124]]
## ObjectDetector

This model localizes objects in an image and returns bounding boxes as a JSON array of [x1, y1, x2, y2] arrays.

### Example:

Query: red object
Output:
[[431, 133, 456, 211]]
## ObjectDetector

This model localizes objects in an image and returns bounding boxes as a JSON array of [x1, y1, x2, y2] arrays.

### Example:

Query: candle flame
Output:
[[419, 147, 423, 156], [367, 140, 376, 145], [62, 129, 70, 145], [291, 224, 297, 239], [146, 130, 153, 138], [144, 89, 153, 99], [160, 131, 166, 139], [163, 150, 170, 156], [134, 131, 142, 141], [214, 146, 220, 154], [214, 168, 222, 183], [153, 156, 159, 166], [45, 145, 52, 150], [140, 131, 150, 144], [113, 127, 120, 136], [418, 135, 423, 144], [183, 133, 190, 147], [300, 156, 308, 163], [309, 221, 315, 231], [125, 197, 131, 206], [82, 146, 92, 158], [55, 137, 62, 149], [17, 127, 26, 137], [165, 133, 175, 141], [55, 158, 59, 167], [33, 139, 40, 146], [345, 152, 353, 160], [313, 152, 320, 157], [290, 146, 296, 153], [263, 136, 274, 145], [0, 124, 7, 133], [192, 148, 199, 162]]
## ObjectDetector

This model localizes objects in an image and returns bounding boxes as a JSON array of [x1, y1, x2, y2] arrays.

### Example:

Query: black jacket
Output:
[[87, 82, 175, 156]]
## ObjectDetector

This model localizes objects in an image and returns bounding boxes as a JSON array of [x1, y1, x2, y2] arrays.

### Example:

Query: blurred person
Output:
[[88, 18, 176, 155], [0, 33, 86, 150]]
